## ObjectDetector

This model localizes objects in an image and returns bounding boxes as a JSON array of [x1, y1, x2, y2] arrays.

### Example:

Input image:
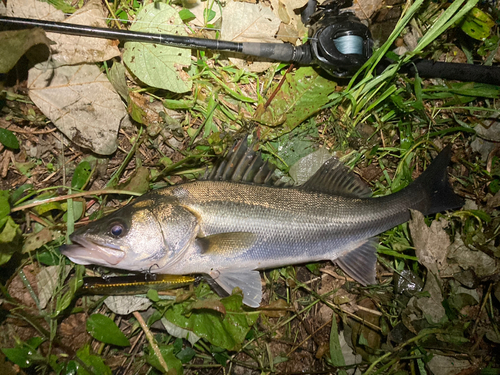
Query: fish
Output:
[[60, 139, 464, 307]]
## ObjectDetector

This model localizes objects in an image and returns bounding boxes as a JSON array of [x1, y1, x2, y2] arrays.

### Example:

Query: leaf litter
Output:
[[1, 0, 500, 374]]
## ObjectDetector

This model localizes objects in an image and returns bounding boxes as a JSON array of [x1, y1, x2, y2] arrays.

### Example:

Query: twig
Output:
[[133, 311, 169, 373], [297, 281, 382, 333], [286, 319, 331, 357], [263, 63, 294, 110], [363, 328, 445, 375], [11, 189, 142, 213]]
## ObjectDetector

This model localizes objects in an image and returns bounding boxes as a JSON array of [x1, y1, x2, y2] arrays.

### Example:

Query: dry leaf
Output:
[[36, 265, 71, 309], [270, 0, 308, 44], [351, 0, 384, 20], [409, 209, 451, 274], [28, 62, 127, 155], [287, 0, 309, 10], [446, 236, 500, 278], [46, 0, 121, 65], [221, 1, 281, 72], [188, 1, 222, 27], [427, 355, 473, 375], [104, 295, 152, 315], [7, 0, 65, 21]]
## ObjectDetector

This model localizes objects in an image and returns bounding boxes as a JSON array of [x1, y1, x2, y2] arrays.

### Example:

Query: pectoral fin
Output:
[[336, 238, 378, 285], [210, 269, 262, 308], [197, 232, 257, 256]]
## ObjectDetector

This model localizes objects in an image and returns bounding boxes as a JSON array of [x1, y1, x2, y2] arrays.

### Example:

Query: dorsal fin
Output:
[[205, 137, 276, 185], [300, 157, 372, 198]]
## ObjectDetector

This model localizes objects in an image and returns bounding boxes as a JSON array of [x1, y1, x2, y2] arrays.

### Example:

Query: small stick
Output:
[[11, 189, 142, 213], [133, 311, 169, 373]]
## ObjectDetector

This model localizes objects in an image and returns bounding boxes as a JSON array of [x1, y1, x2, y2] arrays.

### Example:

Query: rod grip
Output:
[[241, 43, 296, 62], [405, 59, 500, 86]]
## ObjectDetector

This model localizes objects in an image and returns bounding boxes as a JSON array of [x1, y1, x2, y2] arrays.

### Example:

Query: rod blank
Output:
[[0, 16, 308, 63]]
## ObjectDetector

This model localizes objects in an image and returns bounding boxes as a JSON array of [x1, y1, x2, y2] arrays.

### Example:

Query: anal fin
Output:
[[336, 238, 378, 285], [210, 269, 262, 308]]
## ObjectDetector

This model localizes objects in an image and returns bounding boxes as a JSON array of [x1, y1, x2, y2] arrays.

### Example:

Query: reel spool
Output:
[[304, 0, 373, 77]]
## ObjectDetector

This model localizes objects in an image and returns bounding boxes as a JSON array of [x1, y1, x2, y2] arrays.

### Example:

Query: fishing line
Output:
[[333, 34, 363, 55]]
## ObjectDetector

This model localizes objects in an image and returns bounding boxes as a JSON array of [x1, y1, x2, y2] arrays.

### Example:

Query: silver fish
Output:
[[60, 140, 463, 307]]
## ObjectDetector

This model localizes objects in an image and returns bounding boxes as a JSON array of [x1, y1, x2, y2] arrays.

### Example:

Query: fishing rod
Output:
[[1, 0, 499, 83], [0, 0, 371, 78]]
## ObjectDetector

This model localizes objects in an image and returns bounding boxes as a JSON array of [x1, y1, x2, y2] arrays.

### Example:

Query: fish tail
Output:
[[408, 145, 464, 215]]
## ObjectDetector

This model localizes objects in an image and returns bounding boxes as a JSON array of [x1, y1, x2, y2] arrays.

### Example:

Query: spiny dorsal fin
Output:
[[300, 157, 372, 198], [205, 136, 276, 185]]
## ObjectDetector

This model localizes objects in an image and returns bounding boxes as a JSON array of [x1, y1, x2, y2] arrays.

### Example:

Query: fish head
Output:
[[60, 196, 198, 272]]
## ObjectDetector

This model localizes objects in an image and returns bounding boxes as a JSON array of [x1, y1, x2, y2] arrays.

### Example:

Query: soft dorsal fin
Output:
[[300, 157, 372, 198], [205, 137, 276, 185]]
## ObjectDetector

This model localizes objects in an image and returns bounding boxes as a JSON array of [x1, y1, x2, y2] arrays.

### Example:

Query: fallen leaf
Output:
[[261, 298, 289, 318], [22, 227, 58, 253], [221, 1, 281, 43], [348, 298, 381, 360], [36, 265, 71, 309], [221, 1, 282, 73], [190, 298, 227, 315], [7, 0, 65, 21], [427, 355, 473, 375], [107, 62, 128, 101], [7, 264, 39, 309], [46, 0, 121, 65], [187, 1, 222, 28], [351, 0, 384, 20], [283, 0, 308, 10], [412, 274, 447, 324], [123, 3, 192, 93], [104, 295, 152, 315], [0, 29, 51, 74], [118, 166, 150, 194], [28, 62, 126, 155], [409, 210, 451, 274], [446, 236, 500, 278]]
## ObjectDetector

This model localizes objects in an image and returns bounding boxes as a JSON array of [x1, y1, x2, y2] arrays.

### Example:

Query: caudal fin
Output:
[[409, 145, 464, 215]]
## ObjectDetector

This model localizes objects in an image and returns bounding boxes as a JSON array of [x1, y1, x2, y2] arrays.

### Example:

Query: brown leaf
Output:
[[22, 227, 58, 253], [46, 0, 120, 65], [28, 63, 127, 155], [260, 298, 290, 317], [409, 209, 451, 274], [351, 0, 384, 20], [190, 298, 227, 315]]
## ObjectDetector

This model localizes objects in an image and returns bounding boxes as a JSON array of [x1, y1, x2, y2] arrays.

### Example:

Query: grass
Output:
[[1, 0, 500, 374]]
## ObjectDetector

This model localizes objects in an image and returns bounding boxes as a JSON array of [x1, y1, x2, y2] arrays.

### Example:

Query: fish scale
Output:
[[61, 140, 463, 307]]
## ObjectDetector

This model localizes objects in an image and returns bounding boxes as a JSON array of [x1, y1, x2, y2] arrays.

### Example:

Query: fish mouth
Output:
[[60, 238, 125, 266]]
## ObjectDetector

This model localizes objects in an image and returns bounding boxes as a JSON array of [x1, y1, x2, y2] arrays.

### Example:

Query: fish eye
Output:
[[110, 223, 125, 237]]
